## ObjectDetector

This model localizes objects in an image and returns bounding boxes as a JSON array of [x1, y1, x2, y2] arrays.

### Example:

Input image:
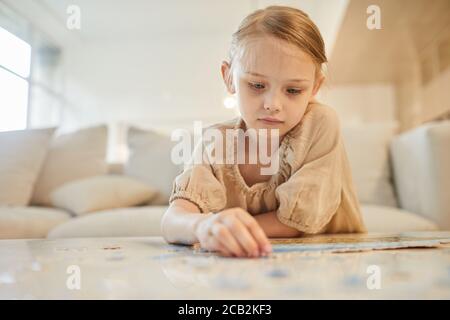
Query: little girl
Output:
[[161, 6, 366, 258]]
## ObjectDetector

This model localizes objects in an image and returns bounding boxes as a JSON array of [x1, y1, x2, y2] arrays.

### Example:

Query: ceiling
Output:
[[2, 0, 349, 56]]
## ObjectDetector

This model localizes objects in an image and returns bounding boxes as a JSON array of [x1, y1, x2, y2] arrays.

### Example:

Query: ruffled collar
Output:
[[228, 101, 317, 193]]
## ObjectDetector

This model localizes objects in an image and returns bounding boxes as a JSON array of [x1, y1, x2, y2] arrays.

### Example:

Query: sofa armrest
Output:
[[390, 121, 450, 229]]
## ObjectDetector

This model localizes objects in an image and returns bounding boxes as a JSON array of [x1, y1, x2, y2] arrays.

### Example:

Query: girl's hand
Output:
[[194, 207, 272, 258]]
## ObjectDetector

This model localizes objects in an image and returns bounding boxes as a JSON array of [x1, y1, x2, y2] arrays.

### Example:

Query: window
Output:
[[1, 1, 64, 132], [0, 26, 31, 132]]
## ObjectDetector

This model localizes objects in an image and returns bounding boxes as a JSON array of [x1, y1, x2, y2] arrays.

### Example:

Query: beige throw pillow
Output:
[[50, 175, 157, 215], [125, 127, 183, 204], [31, 125, 108, 206], [0, 128, 55, 205]]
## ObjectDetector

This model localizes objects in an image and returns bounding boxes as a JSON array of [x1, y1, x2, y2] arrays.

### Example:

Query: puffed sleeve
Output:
[[169, 139, 227, 213], [275, 108, 344, 234]]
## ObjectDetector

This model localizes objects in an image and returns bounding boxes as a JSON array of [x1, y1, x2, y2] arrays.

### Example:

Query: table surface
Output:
[[1, 232, 450, 299]]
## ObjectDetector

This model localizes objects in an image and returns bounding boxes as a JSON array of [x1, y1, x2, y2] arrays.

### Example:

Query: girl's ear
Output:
[[221, 61, 235, 94], [311, 73, 325, 98]]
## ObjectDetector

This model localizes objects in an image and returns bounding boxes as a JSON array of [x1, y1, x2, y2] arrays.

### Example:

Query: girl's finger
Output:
[[204, 229, 219, 250], [204, 226, 233, 257], [215, 242, 234, 257], [211, 223, 245, 257], [235, 213, 272, 254], [222, 216, 259, 257]]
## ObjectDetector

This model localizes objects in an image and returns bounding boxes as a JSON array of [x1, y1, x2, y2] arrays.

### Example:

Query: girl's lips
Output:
[[258, 117, 284, 125]]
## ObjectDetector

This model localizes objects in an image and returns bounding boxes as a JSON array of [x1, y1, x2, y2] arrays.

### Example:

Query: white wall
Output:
[[3, 0, 397, 162], [60, 36, 240, 162], [319, 83, 398, 126], [61, 36, 237, 131]]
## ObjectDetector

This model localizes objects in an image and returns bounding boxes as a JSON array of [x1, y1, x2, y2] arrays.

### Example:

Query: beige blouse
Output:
[[169, 101, 367, 234]]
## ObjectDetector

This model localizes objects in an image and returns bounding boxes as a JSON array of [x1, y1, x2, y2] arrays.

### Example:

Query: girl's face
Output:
[[222, 36, 324, 139]]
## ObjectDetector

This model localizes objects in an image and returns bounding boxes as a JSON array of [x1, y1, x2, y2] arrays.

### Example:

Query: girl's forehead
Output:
[[236, 36, 316, 81]]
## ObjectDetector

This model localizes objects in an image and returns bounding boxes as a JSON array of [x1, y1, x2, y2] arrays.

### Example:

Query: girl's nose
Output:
[[264, 93, 282, 113], [264, 104, 280, 113]]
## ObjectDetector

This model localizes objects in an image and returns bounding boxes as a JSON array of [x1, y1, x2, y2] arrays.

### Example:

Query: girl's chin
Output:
[[245, 122, 285, 135], [241, 119, 285, 131], [254, 121, 284, 130]]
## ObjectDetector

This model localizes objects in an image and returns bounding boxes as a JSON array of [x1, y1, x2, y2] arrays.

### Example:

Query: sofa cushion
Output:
[[47, 204, 438, 239], [0, 128, 55, 206], [47, 206, 166, 239], [390, 121, 450, 229], [125, 127, 182, 205], [0, 206, 71, 239], [342, 123, 398, 207], [361, 204, 439, 233], [50, 175, 158, 216], [31, 125, 108, 206]]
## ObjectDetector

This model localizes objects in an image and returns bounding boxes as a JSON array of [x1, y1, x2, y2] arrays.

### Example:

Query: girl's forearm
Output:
[[161, 206, 212, 245], [254, 211, 303, 238], [162, 204, 301, 245]]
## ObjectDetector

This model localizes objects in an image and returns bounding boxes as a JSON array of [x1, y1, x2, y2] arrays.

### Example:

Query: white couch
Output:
[[1, 121, 449, 239]]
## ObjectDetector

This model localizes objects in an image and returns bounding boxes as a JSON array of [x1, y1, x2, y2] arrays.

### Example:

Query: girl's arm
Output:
[[161, 199, 272, 257], [161, 198, 212, 245], [254, 211, 303, 238]]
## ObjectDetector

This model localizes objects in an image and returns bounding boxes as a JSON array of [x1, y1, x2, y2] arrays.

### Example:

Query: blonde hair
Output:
[[227, 6, 327, 83]]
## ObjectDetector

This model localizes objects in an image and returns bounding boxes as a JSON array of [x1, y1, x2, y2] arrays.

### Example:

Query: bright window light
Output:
[[0, 67, 29, 132], [0, 26, 31, 77], [223, 96, 237, 109]]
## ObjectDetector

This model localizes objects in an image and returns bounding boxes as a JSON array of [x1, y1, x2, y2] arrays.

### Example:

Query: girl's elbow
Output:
[[283, 227, 303, 238]]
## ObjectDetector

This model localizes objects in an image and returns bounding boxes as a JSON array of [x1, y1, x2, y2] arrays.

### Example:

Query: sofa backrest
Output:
[[109, 122, 401, 208], [341, 123, 399, 208], [390, 121, 450, 229]]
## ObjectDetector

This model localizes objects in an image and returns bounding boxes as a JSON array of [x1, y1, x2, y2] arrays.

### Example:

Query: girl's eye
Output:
[[249, 82, 265, 90], [287, 88, 301, 95]]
